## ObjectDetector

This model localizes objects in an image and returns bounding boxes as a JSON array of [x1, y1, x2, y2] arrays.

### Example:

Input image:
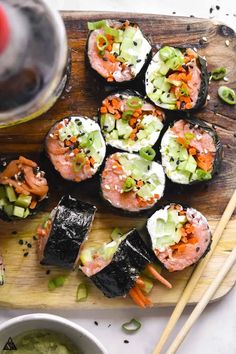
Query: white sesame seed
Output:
[[69, 152, 74, 157], [112, 165, 117, 169], [204, 149, 208, 154], [104, 185, 110, 190], [49, 133, 54, 138], [202, 37, 208, 42], [225, 40, 230, 47], [207, 94, 210, 100], [223, 77, 229, 82]]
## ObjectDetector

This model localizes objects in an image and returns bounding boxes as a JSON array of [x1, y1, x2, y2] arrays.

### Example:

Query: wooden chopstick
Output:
[[153, 189, 236, 354], [166, 246, 236, 354]]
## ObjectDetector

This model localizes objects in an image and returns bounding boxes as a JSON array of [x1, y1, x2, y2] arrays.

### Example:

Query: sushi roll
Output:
[[100, 152, 165, 212], [46, 116, 106, 182], [80, 229, 172, 307], [86, 19, 152, 84], [160, 118, 222, 184], [0, 156, 48, 220], [37, 195, 97, 269], [99, 90, 165, 152], [147, 203, 212, 272], [145, 46, 208, 110]]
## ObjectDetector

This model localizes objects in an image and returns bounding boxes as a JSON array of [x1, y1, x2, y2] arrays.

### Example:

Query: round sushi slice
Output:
[[160, 118, 222, 184], [100, 152, 165, 212], [37, 195, 97, 269], [0, 156, 48, 220], [80, 229, 172, 307], [99, 90, 165, 152], [86, 19, 152, 83], [46, 116, 106, 183], [147, 204, 212, 272], [145, 46, 208, 110]]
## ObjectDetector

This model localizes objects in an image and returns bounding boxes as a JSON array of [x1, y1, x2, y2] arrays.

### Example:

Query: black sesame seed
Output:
[[119, 95, 124, 99], [33, 235, 38, 241], [18, 239, 24, 245], [216, 5, 220, 10], [153, 88, 157, 93], [46, 270, 51, 275], [172, 11, 176, 14], [133, 41, 137, 46], [190, 15, 195, 18], [103, 57, 108, 61], [209, 7, 213, 14], [94, 321, 98, 326], [23, 252, 29, 257], [27, 243, 32, 248], [136, 59, 141, 63], [124, 340, 129, 344], [128, 63, 134, 67], [108, 324, 111, 328], [196, 247, 200, 252]]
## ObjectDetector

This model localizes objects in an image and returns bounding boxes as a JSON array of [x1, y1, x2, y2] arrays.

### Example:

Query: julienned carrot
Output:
[[147, 264, 172, 289], [100, 106, 107, 114], [129, 288, 145, 308], [135, 277, 145, 289], [29, 199, 37, 209], [133, 286, 152, 306], [197, 153, 213, 172]]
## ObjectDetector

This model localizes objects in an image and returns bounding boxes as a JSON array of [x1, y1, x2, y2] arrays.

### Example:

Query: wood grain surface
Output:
[[0, 12, 235, 309]]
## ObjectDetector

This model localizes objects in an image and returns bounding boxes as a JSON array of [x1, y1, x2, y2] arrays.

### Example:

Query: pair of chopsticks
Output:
[[153, 189, 236, 354]]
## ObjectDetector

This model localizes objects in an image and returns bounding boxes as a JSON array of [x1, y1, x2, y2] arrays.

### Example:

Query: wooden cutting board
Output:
[[0, 12, 235, 309]]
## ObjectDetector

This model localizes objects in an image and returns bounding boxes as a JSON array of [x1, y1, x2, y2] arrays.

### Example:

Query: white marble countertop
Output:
[[0, 1, 236, 353]]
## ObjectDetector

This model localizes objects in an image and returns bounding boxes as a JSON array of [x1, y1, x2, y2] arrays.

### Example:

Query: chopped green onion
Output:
[[184, 132, 195, 145], [123, 176, 136, 192], [72, 153, 87, 172], [48, 276, 66, 291], [126, 96, 143, 109], [87, 20, 107, 30], [104, 25, 123, 42], [76, 283, 89, 302], [211, 67, 227, 81], [218, 86, 236, 105], [122, 319, 141, 333], [96, 34, 109, 51], [111, 227, 123, 241], [121, 110, 134, 121], [139, 147, 156, 161], [196, 169, 212, 181]]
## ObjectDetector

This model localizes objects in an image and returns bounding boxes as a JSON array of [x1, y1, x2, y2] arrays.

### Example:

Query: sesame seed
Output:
[[223, 77, 229, 82], [49, 133, 54, 138], [104, 185, 111, 190], [225, 40, 230, 47], [202, 37, 208, 42], [207, 94, 210, 100]]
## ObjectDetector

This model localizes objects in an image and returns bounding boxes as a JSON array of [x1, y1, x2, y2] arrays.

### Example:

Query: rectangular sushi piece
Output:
[[37, 195, 97, 269]]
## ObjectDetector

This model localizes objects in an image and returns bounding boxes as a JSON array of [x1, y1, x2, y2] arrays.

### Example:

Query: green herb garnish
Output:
[[122, 319, 142, 333], [218, 86, 236, 105]]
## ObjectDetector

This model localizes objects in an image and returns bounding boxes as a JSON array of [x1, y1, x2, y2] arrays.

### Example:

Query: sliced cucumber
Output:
[[13, 205, 25, 218], [101, 113, 115, 133], [137, 184, 153, 199], [116, 119, 132, 139], [15, 194, 32, 209], [23, 208, 30, 218], [0, 186, 6, 199], [159, 63, 169, 75], [160, 92, 177, 104], [185, 155, 197, 173], [153, 76, 164, 89], [6, 186, 17, 202], [4, 204, 14, 217], [0, 198, 9, 208]]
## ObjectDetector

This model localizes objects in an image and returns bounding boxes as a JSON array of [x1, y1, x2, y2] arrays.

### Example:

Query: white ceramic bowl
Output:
[[0, 313, 108, 354]]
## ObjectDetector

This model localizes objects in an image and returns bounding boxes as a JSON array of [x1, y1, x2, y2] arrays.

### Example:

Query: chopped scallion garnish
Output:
[[122, 318, 141, 333], [76, 283, 89, 302]]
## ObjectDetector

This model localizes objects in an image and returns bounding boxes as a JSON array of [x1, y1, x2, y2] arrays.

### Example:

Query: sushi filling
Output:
[[161, 119, 216, 184], [87, 20, 151, 82], [147, 204, 211, 272], [46, 117, 106, 182], [146, 46, 203, 110], [0, 156, 48, 218], [101, 152, 165, 211], [100, 92, 165, 152]]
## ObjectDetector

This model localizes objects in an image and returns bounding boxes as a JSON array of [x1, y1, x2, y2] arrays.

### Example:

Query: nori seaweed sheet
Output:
[[41, 195, 96, 269], [162, 116, 223, 185], [89, 229, 156, 298], [85, 20, 152, 88]]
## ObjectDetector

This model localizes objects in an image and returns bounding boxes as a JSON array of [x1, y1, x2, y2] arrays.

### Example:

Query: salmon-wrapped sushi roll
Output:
[[99, 90, 165, 153], [145, 46, 208, 111], [0, 156, 48, 220], [100, 152, 165, 212], [46, 116, 106, 183], [86, 19, 152, 84], [160, 117, 222, 184], [147, 203, 212, 272]]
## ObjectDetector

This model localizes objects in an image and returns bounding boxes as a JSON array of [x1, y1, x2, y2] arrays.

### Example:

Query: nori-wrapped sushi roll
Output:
[[86, 19, 152, 84], [80, 229, 172, 307], [99, 90, 165, 152], [37, 195, 97, 269], [147, 203, 212, 272], [45, 116, 106, 183], [160, 117, 222, 184], [0, 156, 48, 220], [100, 152, 165, 212], [145, 46, 208, 111]]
